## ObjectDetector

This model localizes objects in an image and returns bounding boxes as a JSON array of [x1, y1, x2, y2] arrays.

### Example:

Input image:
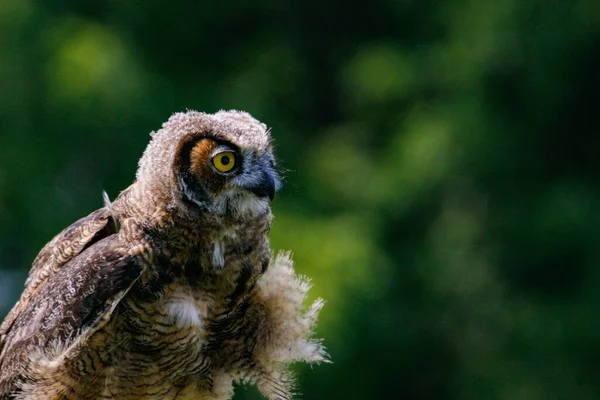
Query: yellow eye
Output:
[[212, 151, 236, 173]]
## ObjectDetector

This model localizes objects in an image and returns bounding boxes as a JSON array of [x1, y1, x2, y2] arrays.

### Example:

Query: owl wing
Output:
[[0, 208, 113, 343], [0, 209, 144, 395]]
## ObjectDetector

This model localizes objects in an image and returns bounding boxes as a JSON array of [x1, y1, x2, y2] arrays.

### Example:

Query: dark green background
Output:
[[2, 1, 600, 399]]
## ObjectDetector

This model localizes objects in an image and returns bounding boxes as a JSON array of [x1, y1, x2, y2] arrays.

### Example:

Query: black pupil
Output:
[[221, 155, 230, 165]]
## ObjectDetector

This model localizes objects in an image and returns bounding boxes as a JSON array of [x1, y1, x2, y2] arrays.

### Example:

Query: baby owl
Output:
[[0, 110, 327, 400]]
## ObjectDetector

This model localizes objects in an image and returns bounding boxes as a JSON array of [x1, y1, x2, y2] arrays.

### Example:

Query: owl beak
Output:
[[247, 171, 276, 201]]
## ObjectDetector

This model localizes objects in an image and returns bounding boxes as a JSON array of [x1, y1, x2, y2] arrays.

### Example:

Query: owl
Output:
[[0, 110, 327, 400]]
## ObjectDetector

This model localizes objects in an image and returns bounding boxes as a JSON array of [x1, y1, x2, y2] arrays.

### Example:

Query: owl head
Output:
[[136, 110, 281, 220]]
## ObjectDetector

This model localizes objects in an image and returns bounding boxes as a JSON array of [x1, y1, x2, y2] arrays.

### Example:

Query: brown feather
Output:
[[0, 209, 113, 357]]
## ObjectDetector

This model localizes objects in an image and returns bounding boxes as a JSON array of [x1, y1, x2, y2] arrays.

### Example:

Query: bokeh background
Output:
[[2, 0, 600, 399]]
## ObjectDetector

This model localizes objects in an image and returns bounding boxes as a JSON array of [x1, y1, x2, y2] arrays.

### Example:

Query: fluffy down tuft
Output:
[[247, 251, 329, 399]]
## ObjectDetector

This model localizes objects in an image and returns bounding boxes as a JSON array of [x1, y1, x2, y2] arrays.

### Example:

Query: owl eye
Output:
[[212, 151, 236, 173]]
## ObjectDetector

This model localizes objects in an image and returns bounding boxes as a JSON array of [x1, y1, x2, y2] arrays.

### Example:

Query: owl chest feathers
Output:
[[102, 219, 270, 384], [164, 293, 208, 332]]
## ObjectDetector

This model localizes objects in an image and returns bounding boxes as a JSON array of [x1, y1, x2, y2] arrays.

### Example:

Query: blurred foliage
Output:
[[1, 0, 600, 399]]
